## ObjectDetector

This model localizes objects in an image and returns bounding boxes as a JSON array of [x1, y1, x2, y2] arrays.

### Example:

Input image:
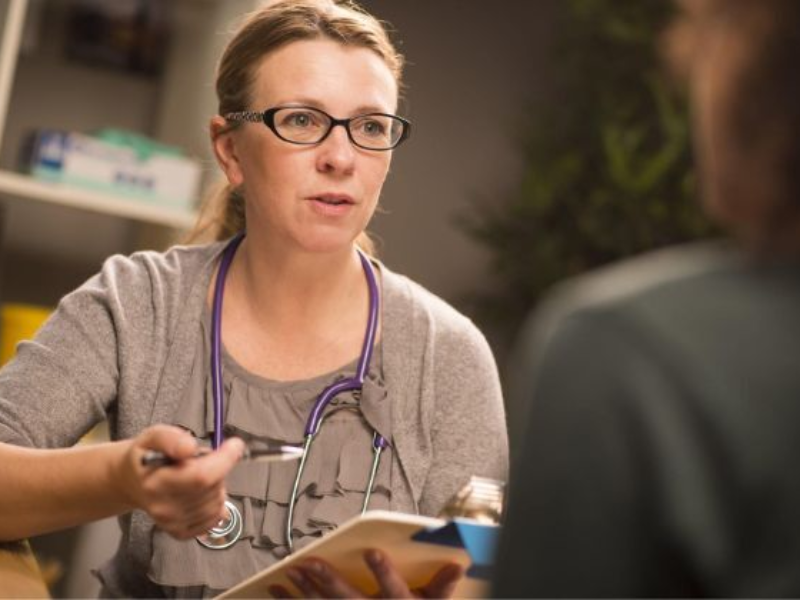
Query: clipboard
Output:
[[217, 510, 499, 598]]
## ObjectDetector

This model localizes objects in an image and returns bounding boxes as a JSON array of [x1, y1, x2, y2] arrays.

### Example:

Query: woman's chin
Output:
[[293, 233, 361, 255]]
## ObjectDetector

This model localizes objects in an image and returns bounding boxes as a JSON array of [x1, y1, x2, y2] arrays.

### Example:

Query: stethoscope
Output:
[[197, 232, 388, 551]]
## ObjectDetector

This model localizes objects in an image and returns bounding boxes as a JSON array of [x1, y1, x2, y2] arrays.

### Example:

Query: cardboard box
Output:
[[24, 129, 201, 210]]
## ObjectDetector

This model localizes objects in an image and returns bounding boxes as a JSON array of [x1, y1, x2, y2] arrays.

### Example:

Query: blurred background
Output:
[[0, 0, 712, 596]]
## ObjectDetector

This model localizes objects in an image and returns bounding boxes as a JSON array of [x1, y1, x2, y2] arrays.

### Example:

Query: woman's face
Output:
[[214, 39, 398, 254]]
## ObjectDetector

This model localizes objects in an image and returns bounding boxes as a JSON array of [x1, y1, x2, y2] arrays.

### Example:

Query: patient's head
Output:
[[667, 0, 800, 254]]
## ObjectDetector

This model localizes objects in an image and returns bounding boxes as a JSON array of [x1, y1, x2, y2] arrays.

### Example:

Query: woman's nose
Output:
[[316, 125, 356, 175]]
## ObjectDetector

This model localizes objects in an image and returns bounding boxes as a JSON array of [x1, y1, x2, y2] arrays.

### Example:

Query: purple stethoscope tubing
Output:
[[211, 232, 386, 449], [209, 232, 386, 552], [210, 233, 244, 451]]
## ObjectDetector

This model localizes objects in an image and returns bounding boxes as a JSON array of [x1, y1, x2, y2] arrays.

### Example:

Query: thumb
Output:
[[192, 437, 246, 482], [183, 438, 245, 482], [217, 437, 246, 468]]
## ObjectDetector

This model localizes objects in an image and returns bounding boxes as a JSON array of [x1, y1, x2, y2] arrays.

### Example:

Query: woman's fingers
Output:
[[268, 583, 296, 599], [187, 437, 245, 483], [145, 437, 244, 494], [417, 562, 465, 599], [180, 498, 231, 537], [136, 424, 199, 463], [296, 559, 363, 598], [148, 473, 233, 537], [364, 549, 465, 599], [286, 566, 324, 598], [364, 549, 412, 597], [286, 551, 463, 599]]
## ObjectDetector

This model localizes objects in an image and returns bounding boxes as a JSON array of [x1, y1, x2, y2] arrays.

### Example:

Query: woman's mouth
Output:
[[311, 194, 354, 206], [307, 194, 355, 216]]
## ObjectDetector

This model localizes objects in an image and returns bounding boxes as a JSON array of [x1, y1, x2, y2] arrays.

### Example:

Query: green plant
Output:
[[461, 0, 714, 346]]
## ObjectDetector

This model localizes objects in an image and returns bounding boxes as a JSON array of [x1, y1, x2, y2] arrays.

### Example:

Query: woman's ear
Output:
[[210, 116, 244, 188]]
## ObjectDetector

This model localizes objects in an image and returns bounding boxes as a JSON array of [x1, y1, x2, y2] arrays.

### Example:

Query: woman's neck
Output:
[[232, 236, 366, 331], [214, 234, 373, 381]]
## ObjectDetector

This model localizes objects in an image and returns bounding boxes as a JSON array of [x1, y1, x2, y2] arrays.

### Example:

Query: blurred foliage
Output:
[[461, 0, 714, 345]]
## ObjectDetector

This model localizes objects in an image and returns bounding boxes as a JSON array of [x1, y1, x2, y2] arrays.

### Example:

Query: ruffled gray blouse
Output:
[[147, 307, 391, 597]]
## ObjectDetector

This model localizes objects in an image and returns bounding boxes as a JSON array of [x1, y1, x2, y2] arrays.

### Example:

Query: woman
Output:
[[0, 1, 508, 597], [493, 0, 800, 596]]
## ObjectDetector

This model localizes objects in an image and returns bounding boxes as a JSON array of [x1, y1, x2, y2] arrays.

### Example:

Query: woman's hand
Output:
[[268, 548, 465, 598], [116, 424, 244, 539]]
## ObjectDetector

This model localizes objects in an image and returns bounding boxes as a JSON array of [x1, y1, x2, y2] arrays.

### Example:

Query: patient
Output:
[[494, 0, 800, 596]]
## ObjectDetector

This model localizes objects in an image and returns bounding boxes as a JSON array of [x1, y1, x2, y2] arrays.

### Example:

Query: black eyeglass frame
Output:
[[224, 106, 412, 151]]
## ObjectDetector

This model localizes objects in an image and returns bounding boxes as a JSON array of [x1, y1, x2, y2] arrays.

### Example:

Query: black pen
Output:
[[140, 445, 304, 468]]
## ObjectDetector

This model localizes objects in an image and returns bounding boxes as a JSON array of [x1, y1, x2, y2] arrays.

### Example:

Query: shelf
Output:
[[0, 170, 197, 229]]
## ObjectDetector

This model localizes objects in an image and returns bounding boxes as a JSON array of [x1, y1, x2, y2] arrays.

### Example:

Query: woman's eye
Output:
[[360, 119, 387, 137], [284, 112, 317, 128]]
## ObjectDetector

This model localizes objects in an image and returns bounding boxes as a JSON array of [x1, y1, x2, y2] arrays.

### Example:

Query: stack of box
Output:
[[23, 128, 202, 210]]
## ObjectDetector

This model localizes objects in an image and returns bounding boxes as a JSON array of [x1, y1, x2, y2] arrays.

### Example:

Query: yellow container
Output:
[[0, 303, 52, 366]]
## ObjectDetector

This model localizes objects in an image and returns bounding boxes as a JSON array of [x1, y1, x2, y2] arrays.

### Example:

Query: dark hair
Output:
[[665, 0, 800, 250], [188, 0, 405, 252]]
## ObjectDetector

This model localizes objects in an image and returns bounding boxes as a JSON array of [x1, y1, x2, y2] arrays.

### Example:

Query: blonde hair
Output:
[[187, 0, 405, 254]]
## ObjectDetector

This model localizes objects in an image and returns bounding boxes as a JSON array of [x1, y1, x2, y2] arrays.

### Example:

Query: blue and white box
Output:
[[25, 129, 202, 210]]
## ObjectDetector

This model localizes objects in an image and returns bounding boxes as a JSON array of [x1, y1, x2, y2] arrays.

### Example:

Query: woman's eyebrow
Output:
[[274, 99, 392, 115], [269, 98, 325, 109]]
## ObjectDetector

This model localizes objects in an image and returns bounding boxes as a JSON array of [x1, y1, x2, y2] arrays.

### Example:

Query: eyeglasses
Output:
[[224, 106, 411, 151]]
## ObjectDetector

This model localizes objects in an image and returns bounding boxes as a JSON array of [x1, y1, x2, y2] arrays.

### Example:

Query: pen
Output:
[[140, 445, 304, 468]]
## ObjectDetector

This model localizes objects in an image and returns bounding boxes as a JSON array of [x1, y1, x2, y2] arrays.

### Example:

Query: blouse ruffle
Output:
[[147, 312, 391, 596]]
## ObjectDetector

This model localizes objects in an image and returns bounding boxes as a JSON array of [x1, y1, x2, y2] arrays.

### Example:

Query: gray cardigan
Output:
[[0, 241, 508, 596]]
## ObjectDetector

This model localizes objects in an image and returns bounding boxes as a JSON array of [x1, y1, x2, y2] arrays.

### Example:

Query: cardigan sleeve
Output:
[[418, 316, 509, 517], [0, 253, 154, 449]]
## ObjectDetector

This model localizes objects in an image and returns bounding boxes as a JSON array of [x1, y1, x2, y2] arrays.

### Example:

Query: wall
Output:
[[359, 0, 553, 333], [1, 0, 556, 331]]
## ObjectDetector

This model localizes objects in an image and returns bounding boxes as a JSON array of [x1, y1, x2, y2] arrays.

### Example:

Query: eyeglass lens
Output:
[[272, 107, 404, 150]]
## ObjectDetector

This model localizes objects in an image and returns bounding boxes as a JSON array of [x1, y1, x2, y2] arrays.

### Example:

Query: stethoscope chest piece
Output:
[[196, 500, 243, 550]]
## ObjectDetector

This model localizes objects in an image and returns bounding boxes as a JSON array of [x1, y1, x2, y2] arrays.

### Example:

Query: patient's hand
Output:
[[268, 548, 464, 598]]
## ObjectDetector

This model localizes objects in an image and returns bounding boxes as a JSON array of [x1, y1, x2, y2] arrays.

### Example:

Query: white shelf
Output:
[[0, 170, 197, 230]]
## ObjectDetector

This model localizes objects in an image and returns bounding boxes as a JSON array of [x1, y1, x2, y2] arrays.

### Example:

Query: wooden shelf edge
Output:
[[0, 170, 198, 230]]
